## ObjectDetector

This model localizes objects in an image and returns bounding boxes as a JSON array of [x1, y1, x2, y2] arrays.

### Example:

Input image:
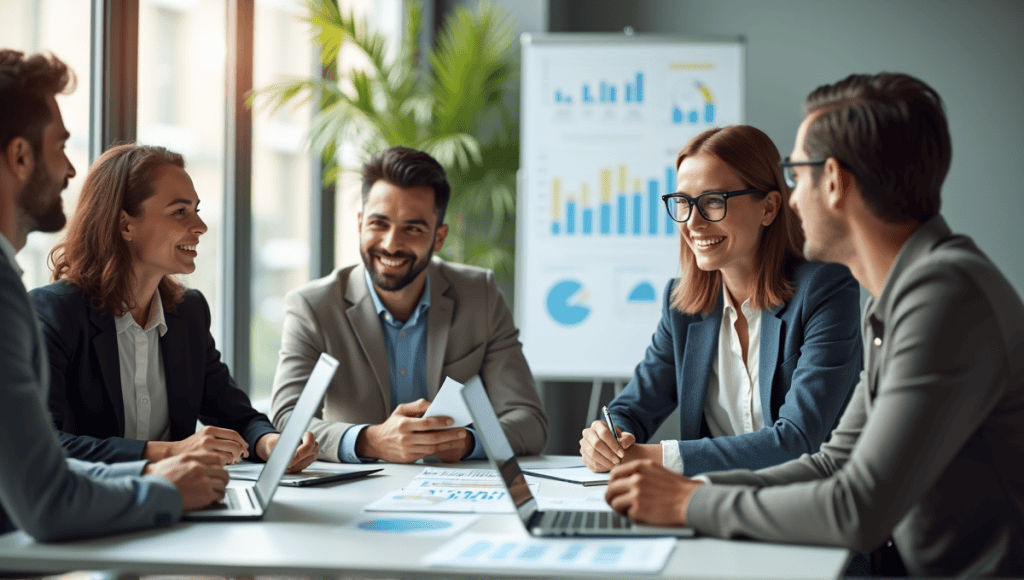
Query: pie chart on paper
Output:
[[546, 280, 592, 326]]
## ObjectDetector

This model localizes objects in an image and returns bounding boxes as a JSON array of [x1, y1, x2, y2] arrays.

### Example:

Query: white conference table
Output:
[[0, 456, 850, 579]]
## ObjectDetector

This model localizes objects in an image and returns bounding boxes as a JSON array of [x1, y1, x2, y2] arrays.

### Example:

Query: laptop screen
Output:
[[253, 353, 338, 503], [460, 378, 536, 509]]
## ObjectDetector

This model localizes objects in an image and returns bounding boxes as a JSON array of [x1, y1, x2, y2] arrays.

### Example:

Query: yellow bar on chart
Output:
[[618, 165, 627, 192], [600, 169, 611, 203], [633, 178, 641, 192], [582, 183, 590, 206], [552, 178, 561, 220]]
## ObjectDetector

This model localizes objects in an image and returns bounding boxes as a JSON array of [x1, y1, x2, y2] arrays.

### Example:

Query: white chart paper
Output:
[[423, 532, 676, 573]]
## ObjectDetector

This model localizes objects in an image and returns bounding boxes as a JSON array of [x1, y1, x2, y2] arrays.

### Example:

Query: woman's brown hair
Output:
[[671, 125, 805, 314], [49, 143, 187, 316]]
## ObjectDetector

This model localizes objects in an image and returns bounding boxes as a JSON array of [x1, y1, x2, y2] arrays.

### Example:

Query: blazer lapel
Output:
[[89, 309, 126, 436], [426, 261, 453, 397], [678, 302, 722, 441], [758, 305, 784, 423], [345, 265, 392, 411], [160, 308, 195, 440]]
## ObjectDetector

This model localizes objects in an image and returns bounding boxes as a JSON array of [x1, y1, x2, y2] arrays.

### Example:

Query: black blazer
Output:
[[30, 281, 277, 463]]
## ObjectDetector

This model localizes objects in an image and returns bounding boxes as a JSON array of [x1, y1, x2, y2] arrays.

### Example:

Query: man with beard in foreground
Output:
[[0, 49, 227, 542], [270, 146, 547, 464]]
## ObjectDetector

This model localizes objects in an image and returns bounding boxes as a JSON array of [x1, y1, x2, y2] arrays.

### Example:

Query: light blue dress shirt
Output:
[[338, 270, 485, 462]]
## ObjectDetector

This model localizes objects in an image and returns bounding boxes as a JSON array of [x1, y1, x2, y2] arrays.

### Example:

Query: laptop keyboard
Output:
[[552, 510, 629, 530]]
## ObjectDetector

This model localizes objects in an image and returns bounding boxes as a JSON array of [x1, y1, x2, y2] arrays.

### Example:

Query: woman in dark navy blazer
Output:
[[581, 126, 862, 476], [30, 143, 318, 471]]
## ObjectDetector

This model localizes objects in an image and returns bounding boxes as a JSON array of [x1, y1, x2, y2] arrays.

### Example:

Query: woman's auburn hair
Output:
[[49, 143, 187, 316], [671, 125, 805, 315]]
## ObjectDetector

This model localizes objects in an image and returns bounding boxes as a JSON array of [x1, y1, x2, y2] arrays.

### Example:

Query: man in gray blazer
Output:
[[0, 49, 228, 542], [271, 147, 547, 464], [605, 73, 1024, 577]]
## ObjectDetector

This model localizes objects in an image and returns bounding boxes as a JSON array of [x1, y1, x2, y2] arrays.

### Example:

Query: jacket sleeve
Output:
[[478, 270, 548, 456], [29, 286, 148, 463], [270, 288, 351, 461], [606, 279, 684, 443], [190, 292, 277, 456], [675, 263, 862, 474], [2, 267, 182, 541]]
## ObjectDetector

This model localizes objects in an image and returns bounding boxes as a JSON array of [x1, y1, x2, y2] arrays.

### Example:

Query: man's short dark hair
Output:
[[361, 146, 451, 225], [803, 72, 951, 223], [0, 50, 74, 158]]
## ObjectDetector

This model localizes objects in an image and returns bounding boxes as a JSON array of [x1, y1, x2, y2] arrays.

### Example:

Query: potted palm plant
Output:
[[250, 0, 519, 297]]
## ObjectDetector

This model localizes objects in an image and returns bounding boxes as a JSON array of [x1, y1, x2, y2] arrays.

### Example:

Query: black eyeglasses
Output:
[[779, 157, 826, 188], [661, 189, 763, 223]]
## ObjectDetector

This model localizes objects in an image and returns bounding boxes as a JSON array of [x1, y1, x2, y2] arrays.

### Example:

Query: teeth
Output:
[[378, 256, 406, 267], [693, 237, 724, 248], [177, 245, 196, 252]]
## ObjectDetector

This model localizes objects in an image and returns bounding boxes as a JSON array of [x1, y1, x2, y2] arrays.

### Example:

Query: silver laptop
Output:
[[460, 378, 695, 538], [184, 353, 339, 521]]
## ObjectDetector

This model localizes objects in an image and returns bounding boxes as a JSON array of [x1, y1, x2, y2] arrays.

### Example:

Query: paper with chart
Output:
[[421, 376, 477, 428], [363, 466, 536, 513], [338, 514, 478, 537], [423, 532, 676, 573]]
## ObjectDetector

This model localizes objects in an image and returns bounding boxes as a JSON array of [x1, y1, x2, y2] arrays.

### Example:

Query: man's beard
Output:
[[361, 246, 432, 292], [17, 160, 67, 234]]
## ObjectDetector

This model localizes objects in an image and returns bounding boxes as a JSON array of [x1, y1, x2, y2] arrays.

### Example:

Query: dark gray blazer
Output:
[[0, 247, 181, 541], [687, 216, 1024, 576]]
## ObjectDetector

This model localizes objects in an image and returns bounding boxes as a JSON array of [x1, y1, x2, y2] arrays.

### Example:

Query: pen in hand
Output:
[[602, 405, 621, 447]]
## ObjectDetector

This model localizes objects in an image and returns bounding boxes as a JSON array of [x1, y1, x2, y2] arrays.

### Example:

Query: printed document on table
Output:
[[423, 532, 676, 573], [364, 467, 537, 513], [522, 465, 611, 486], [412, 466, 501, 488]]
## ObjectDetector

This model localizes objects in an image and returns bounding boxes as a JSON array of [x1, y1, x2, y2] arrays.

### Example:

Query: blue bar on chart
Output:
[[648, 180, 659, 236], [554, 90, 571, 104], [632, 179, 642, 235], [623, 72, 644, 104], [583, 84, 594, 103], [666, 167, 676, 235], [600, 169, 612, 234], [566, 198, 577, 235], [617, 166, 627, 235], [551, 178, 561, 235], [582, 184, 593, 235]]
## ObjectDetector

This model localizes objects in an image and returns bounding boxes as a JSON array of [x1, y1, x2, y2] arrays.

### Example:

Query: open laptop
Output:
[[460, 378, 695, 538], [185, 353, 362, 520]]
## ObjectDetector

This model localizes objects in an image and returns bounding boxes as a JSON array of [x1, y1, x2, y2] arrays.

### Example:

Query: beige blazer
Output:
[[270, 257, 548, 461]]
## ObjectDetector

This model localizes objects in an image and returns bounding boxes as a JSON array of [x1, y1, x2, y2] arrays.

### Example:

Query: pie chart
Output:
[[546, 280, 591, 326], [357, 518, 453, 533]]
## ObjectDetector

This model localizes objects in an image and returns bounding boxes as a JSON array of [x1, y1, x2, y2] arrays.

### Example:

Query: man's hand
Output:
[[581, 419, 657, 471], [143, 451, 229, 511], [356, 399, 468, 463], [256, 431, 319, 473], [605, 459, 703, 527], [432, 429, 474, 464], [144, 425, 249, 465]]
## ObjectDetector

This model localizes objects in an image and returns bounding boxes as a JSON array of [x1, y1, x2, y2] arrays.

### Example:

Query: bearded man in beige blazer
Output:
[[271, 146, 547, 464]]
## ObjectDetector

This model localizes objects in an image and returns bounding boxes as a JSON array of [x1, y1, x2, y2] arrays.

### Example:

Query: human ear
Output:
[[821, 158, 849, 210], [433, 223, 449, 252], [3, 137, 35, 182], [761, 190, 782, 226], [120, 210, 133, 241]]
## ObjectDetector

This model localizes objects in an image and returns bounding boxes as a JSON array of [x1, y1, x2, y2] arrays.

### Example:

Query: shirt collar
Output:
[[115, 289, 168, 336], [0, 232, 22, 277], [363, 268, 431, 326], [867, 214, 953, 322], [721, 284, 755, 318]]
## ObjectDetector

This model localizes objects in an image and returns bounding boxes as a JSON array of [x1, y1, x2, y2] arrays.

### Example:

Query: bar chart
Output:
[[554, 72, 644, 105], [550, 166, 677, 237]]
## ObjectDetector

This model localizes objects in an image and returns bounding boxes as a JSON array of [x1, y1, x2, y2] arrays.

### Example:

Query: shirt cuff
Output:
[[338, 424, 374, 463], [661, 440, 684, 474], [692, 475, 711, 484], [464, 427, 486, 460]]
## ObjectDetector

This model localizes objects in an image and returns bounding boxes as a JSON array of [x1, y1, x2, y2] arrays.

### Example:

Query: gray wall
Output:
[[550, 0, 1024, 297]]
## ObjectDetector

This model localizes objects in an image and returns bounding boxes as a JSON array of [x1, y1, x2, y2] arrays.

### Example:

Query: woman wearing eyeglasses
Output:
[[29, 143, 318, 472], [580, 125, 862, 476]]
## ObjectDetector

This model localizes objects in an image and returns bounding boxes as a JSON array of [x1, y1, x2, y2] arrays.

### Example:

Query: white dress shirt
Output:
[[662, 286, 764, 473], [115, 291, 171, 442], [0, 233, 22, 277]]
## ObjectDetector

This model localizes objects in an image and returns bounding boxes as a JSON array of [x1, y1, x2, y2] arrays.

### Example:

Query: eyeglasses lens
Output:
[[667, 197, 691, 222], [698, 194, 727, 221]]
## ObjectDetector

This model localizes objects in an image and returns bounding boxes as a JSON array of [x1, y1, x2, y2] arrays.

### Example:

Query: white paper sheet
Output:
[[423, 532, 676, 573], [422, 376, 478, 428], [363, 482, 538, 513]]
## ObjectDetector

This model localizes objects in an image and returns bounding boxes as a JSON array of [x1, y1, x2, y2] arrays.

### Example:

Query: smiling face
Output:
[[358, 179, 448, 293], [17, 95, 76, 234], [121, 164, 207, 280], [676, 152, 779, 283]]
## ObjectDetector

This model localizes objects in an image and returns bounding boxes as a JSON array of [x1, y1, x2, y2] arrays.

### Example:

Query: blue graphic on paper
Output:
[[492, 543, 517, 559], [460, 541, 491, 559], [593, 545, 624, 564], [356, 518, 453, 533], [517, 545, 550, 561], [560, 544, 586, 562], [546, 280, 591, 326]]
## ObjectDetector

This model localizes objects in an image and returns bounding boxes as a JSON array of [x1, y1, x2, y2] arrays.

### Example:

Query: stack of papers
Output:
[[363, 467, 536, 514], [522, 465, 611, 486]]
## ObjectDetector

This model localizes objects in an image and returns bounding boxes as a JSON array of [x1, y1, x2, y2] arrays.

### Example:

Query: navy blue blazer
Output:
[[29, 281, 277, 463], [607, 261, 862, 476]]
